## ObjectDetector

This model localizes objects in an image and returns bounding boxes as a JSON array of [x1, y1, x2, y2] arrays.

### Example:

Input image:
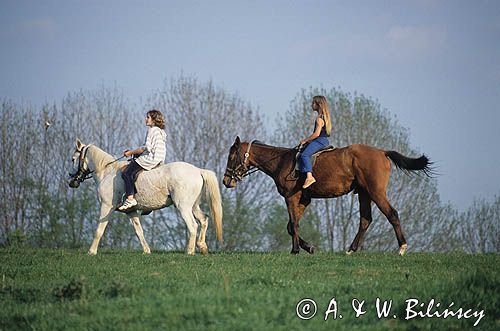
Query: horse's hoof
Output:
[[346, 250, 354, 256], [200, 246, 209, 256], [143, 250, 151, 255], [290, 249, 300, 255], [88, 250, 96, 256], [399, 244, 408, 256], [307, 246, 315, 254]]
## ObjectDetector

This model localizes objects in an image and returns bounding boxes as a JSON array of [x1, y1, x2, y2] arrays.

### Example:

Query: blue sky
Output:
[[1, 0, 499, 210]]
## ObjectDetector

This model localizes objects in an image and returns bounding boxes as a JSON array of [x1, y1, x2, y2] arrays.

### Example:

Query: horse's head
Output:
[[223, 136, 249, 188], [68, 138, 93, 188]]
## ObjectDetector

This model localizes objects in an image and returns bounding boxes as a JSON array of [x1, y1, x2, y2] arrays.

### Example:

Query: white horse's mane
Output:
[[87, 145, 127, 173]]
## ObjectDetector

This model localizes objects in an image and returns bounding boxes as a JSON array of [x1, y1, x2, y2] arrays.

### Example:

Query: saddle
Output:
[[295, 145, 336, 171], [118, 162, 164, 215]]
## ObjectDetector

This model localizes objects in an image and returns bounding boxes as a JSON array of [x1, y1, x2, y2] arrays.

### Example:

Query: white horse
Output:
[[68, 139, 223, 255]]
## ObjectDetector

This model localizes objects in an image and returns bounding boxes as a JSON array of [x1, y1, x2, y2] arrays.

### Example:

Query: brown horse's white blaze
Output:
[[223, 137, 432, 256]]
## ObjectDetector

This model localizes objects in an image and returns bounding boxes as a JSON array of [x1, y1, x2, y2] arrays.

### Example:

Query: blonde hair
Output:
[[313, 95, 331, 136], [147, 109, 165, 129]]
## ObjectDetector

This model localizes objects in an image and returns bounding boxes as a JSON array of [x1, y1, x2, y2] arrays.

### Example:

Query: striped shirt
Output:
[[135, 126, 167, 170]]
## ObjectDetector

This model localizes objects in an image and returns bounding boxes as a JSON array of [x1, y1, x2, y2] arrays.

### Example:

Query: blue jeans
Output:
[[298, 137, 329, 173]]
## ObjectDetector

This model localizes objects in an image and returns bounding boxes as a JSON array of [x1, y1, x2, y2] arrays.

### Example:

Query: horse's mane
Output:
[[252, 140, 293, 152], [87, 145, 121, 172]]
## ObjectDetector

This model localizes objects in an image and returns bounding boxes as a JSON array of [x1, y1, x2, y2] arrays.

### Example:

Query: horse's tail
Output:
[[200, 169, 223, 243], [385, 151, 434, 177]]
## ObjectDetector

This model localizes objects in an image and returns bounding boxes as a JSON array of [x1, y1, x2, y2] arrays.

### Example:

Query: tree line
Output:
[[1, 75, 498, 253]]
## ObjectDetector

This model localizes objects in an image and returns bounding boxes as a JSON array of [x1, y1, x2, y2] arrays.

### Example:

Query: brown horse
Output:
[[223, 137, 433, 255]]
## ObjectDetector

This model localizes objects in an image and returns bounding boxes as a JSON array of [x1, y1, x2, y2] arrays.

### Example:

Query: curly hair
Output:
[[147, 109, 165, 129]]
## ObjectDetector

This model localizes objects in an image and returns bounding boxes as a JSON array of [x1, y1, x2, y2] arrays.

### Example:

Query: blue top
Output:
[[313, 116, 329, 138]]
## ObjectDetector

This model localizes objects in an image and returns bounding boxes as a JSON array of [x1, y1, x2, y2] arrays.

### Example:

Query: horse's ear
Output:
[[76, 138, 84, 151], [235, 136, 241, 146]]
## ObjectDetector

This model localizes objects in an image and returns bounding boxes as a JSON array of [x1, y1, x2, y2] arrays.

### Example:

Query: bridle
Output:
[[224, 141, 300, 183], [224, 141, 257, 182], [69, 145, 94, 184], [69, 145, 128, 186]]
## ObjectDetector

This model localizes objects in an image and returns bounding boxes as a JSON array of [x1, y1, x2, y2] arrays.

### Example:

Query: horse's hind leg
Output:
[[177, 205, 198, 255], [347, 190, 372, 255], [128, 212, 151, 254], [371, 193, 407, 256], [193, 204, 209, 255]]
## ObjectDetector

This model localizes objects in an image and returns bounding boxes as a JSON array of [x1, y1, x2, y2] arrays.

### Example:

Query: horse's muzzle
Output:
[[69, 179, 80, 188], [222, 175, 236, 188]]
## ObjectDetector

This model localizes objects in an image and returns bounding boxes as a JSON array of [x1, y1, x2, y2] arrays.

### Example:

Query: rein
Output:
[[104, 155, 126, 167]]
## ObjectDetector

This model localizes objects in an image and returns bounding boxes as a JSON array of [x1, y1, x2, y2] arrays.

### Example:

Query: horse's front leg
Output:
[[286, 228, 315, 254], [89, 203, 113, 255], [285, 194, 313, 254], [128, 212, 151, 254], [286, 220, 300, 254]]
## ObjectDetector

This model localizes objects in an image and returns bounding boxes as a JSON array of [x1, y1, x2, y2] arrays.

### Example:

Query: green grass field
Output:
[[1, 248, 498, 330]]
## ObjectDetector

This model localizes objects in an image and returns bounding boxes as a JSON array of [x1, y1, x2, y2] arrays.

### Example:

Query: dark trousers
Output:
[[121, 160, 144, 196]]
